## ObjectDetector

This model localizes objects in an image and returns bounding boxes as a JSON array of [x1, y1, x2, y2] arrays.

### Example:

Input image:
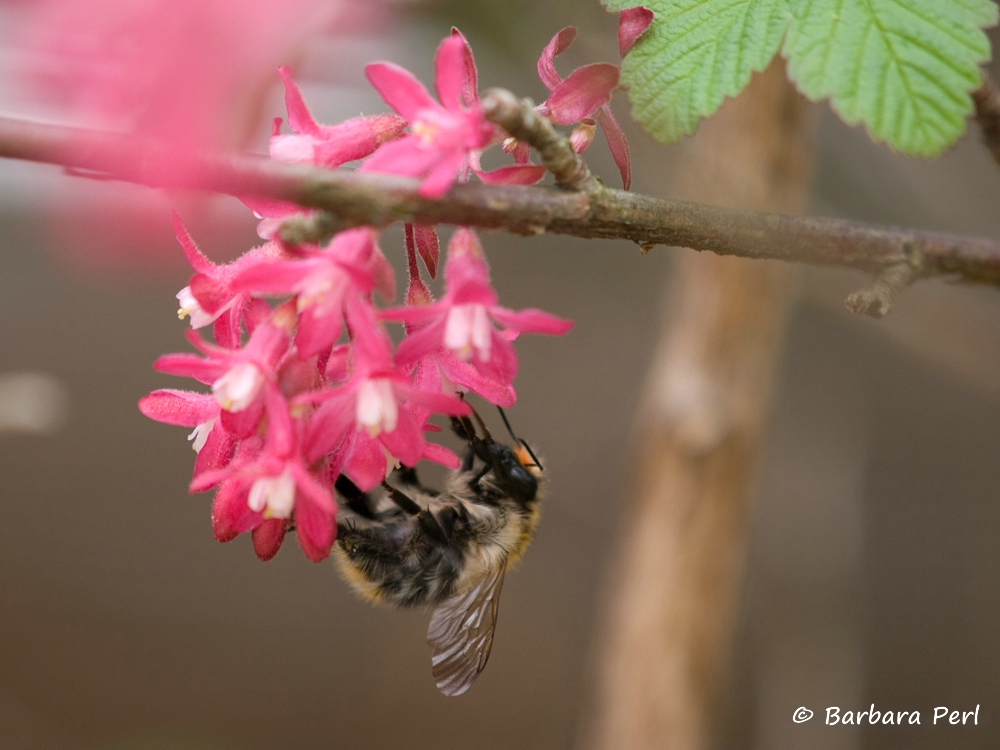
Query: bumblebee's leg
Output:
[[393, 466, 439, 497], [451, 415, 492, 464], [450, 415, 474, 442], [335, 474, 377, 520], [381, 481, 423, 516]]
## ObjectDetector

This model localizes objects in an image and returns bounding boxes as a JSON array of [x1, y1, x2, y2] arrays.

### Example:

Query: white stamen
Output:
[[247, 468, 296, 518], [187, 418, 216, 453], [356, 379, 398, 436], [213, 362, 265, 412]]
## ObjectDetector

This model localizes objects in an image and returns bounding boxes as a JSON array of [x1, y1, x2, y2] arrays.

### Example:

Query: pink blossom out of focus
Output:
[[270, 66, 407, 167], [20, 0, 354, 157]]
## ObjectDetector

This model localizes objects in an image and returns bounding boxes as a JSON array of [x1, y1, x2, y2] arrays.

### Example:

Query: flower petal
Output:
[[394, 318, 447, 369], [154, 354, 224, 384], [569, 120, 597, 154], [193, 423, 237, 481], [597, 105, 631, 190], [305, 395, 355, 462], [344, 433, 387, 492], [618, 7, 654, 58], [537, 26, 577, 91], [379, 410, 424, 468], [295, 304, 343, 359], [476, 164, 546, 186], [277, 66, 320, 136], [315, 114, 407, 167], [293, 485, 335, 562], [546, 63, 619, 125], [439, 355, 516, 407], [188, 273, 230, 315], [219, 399, 265, 439], [211, 480, 261, 542], [360, 136, 440, 178], [365, 61, 439, 121], [172, 212, 215, 273], [212, 305, 242, 350], [291, 463, 337, 514], [434, 34, 470, 109], [240, 195, 303, 219], [418, 149, 466, 198], [449, 28, 479, 107], [413, 224, 439, 279], [421, 441, 461, 469], [252, 518, 287, 561], [229, 258, 314, 296], [139, 389, 217, 426], [490, 307, 575, 335]]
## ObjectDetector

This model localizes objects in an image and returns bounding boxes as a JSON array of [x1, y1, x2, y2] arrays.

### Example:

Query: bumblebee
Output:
[[333, 410, 544, 696]]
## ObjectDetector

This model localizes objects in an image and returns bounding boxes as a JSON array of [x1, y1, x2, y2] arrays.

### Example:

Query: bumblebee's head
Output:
[[487, 442, 540, 506]]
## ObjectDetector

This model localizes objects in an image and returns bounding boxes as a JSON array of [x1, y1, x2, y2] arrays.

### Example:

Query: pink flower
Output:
[[138, 389, 235, 482], [192, 390, 338, 562], [270, 67, 407, 167], [383, 228, 573, 396], [537, 27, 631, 190], [18, 0, 360, 161], [395, 231, 517, 408], [172, 213, 283, 348], [360, 34, 498, 197], [302, 297, 469, 490], [230, 227, 395, 357], [618, 8, 654, 58], [154, 320, 291, 438]]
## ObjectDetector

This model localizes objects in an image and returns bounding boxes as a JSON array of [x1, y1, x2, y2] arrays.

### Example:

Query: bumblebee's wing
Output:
[[427, 565, 506, 696]]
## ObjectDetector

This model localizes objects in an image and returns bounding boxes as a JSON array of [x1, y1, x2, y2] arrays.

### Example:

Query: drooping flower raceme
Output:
[[139, 29, 609, 563]]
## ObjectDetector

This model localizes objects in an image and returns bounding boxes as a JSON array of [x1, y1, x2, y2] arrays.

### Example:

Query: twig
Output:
[[1, 113, 1000, 289], [276, 211, 343, 247], [479, 88, 601, 192], [973, 71, 1000, 166], [844, 261, 916, 318]]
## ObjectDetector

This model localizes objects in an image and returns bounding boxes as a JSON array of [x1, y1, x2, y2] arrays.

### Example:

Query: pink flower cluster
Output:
[[139, 30, 604, 562]]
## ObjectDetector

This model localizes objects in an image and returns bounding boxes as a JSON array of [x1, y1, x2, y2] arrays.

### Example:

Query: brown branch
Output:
[[844, 261, 916, 318], [973, 71, 1000, 166], [0, 109, 999, 289], [479, 88, 601, 192]]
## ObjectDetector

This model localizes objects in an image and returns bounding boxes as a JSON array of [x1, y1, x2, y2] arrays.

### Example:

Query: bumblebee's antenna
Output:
[[497, 407, 518, 443], [496, 406, 544, 471]]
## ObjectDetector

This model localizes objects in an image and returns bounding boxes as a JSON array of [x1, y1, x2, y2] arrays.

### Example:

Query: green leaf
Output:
[[784, 0, 997, 156], [608, 0, 997, 156], [606, 0, 792, 143]]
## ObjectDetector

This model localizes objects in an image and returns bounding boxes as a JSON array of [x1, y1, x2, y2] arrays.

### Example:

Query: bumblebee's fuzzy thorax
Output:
[[334, 453, 544, 608], [330, 419, 545, 696]]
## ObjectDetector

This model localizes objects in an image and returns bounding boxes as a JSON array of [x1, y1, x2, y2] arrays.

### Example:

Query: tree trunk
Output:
[[585, 59, 814, 750]]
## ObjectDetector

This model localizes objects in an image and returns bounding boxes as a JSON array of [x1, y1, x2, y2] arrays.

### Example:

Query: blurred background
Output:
[[0, 1, 998, 748]]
